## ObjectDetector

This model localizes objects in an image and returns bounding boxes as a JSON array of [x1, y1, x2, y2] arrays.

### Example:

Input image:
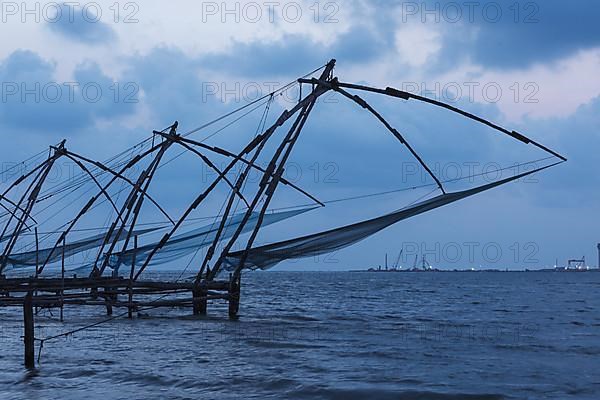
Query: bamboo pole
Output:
[[105, 286, 113, 316]]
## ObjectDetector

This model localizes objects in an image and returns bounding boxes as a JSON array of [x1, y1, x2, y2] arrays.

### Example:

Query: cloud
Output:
[[0, 0, 598, 268], [521, 94, 600, 207], [394, 24, 442, 67], [468, 0, 600, 69], [199, 26, 392, 78], [409, 0, 600, 70], [0, 50, 137, 135], [46, 3, 116, 44]]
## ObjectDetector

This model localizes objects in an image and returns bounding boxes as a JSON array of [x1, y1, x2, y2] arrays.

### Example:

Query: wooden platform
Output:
[[0, 275, 241, 368], [0, 275, 240, 315]]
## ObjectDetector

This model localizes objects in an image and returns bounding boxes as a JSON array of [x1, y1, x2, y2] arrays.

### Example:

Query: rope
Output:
[[32, 93, 294, 362], [268, 156, 555, 212], [0, 149, 47, 177], [36, 301, 170, 363], [1, 64, 329, 239], [180, 64, 326, 139], [9, 157, 554, 237]]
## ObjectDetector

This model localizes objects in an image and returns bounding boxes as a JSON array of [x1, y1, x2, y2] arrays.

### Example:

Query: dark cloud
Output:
[[519, 95, 600, 207], [467, 0, 600, 68], [47, 3, 116, 44], [200, 26, 392, 78], [0, 50, 136, 134], [198, 0, 600, 77], [408, 0, 600, 70], [121, 46, 235, 129], [2, 0, 598, 268]]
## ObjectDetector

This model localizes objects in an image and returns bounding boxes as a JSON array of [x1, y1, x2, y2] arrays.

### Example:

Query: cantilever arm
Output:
[[299, 78, 567, 162], [0, 156, 57, 228], [0, 153, 62, 274]]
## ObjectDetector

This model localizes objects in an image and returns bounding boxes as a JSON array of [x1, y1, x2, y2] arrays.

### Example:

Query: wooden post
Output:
[[34, 228, 39, 315], [128, 236, 137, 319], [105, 287, 113, 316], [192, 284, 207, 316], [200, 285, 207, 315], [23, 292, 35, 369], [60, 238, 65, 322], [192, 286, 200, 316], [228, 274, 240, 320], [34, 227, 39, 278]]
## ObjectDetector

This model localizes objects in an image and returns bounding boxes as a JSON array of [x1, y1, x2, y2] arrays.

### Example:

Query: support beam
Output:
[[128, 236, 137, 319], [297, 78, 445, 193], [192, 284, 207, 316], [23, 292, 35, 369], [172, 136, 324, 207], [228, 275, 240, 320], [104, 287, 113, 316], [66, 149, 175, 224], [60, 239, 65, 322], [153, 132, 251, 208]]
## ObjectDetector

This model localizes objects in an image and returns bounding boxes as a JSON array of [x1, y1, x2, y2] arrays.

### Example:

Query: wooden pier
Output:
[[0, 275, 241, 368]]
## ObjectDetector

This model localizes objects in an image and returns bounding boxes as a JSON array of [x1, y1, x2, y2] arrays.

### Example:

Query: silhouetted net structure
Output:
[[0, 60, 565, 282]]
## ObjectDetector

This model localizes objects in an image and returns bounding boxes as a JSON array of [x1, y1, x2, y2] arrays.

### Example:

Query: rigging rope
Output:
[[180, 64, 326, 139], [1, 64, 330, 236], [8, 157, 553, 238]]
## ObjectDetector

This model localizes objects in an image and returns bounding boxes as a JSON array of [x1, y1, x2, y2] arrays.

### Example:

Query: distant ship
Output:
[[549, 256, 599, 272]]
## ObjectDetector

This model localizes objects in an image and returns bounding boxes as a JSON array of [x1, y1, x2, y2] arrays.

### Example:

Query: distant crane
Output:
[[392, 250, 403, 270], [410, 254, 431, 270], [421, 255, 431, 271]]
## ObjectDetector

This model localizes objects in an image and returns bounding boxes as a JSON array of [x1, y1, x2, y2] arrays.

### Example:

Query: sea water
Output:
[[1, 271, 599, 399]]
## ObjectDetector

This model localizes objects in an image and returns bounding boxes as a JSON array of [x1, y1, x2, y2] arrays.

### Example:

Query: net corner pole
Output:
[[23, 291, 35, 369]]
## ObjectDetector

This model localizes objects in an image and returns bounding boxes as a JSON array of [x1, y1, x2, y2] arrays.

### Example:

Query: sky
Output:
[[0, 0, 598, 271]]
